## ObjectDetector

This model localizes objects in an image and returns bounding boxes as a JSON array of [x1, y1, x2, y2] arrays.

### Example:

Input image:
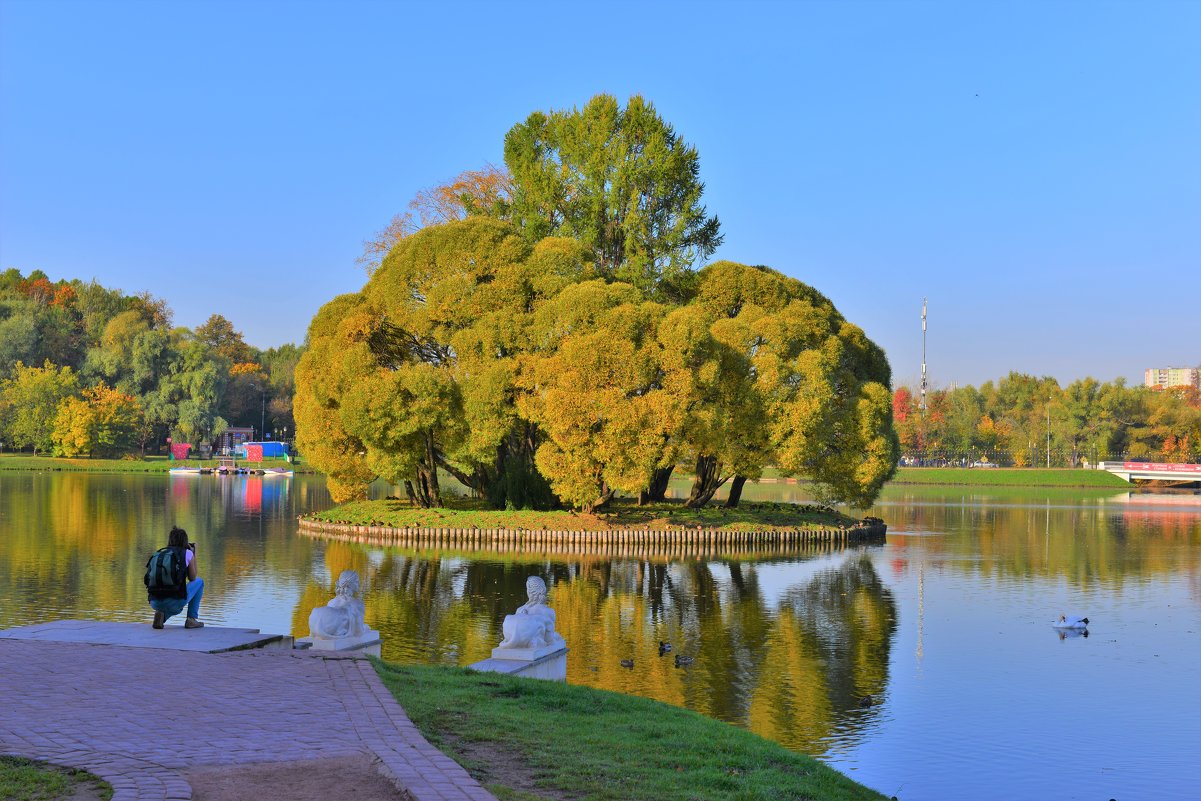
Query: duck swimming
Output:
[[1052, 614, 1090, 629], [674, 654, 694, 668], [620, 659, 634, 669], [658, 641, 672, 656]]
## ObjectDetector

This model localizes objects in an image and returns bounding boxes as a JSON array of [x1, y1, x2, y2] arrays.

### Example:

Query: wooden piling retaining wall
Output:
[[296, 517, 886, 561]]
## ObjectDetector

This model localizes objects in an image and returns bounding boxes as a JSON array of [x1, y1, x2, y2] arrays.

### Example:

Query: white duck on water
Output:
[[1052, 614, 1090, 629]]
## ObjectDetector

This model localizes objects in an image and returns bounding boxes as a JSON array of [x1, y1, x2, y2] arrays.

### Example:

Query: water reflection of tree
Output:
[[748, 556, 896, 752], [293, 544, 896, 758]]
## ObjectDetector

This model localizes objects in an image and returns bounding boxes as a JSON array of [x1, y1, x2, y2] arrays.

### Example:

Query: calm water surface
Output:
[[1, 471, 1198, 800]]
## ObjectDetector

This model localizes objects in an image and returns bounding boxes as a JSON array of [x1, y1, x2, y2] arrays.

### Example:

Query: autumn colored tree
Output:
[[690, 262, 897, 508], [363, 218, 590, 506], [52, 384, 143, 457], [517, 280, 679, 511], [357, 164, 514, 274], [293, 293, 378, 503]]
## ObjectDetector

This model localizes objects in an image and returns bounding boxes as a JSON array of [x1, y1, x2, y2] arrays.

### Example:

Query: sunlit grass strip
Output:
[[891, 467, 1133, 487], [0, 755, 112, 801], [373, 662, 887, 801]]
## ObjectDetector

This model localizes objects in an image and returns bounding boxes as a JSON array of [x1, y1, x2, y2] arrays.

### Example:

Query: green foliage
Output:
[[193, 313, 253, 364], [504, 93, 721, 301], [0, 361, 81, 453]]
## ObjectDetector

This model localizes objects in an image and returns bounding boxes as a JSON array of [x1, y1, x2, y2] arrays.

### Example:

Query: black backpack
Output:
[[144, 546, 188, 600]]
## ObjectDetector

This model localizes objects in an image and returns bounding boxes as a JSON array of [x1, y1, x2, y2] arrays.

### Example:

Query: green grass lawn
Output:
[[891, 467, 1131, 488], [307, 495, 861, 532], [0, 756, 111, 801], [0, 453, 313, 473], [374, 662, 887, 801]]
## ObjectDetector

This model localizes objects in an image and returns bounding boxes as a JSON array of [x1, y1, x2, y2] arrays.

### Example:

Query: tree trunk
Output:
[[724, 475, 748, 508], [403, 480, 417, 505], [435, 452, 488, 494], [411, 433, 443, 508], [685, 454, 729, 508], [582, 482, 615, 514], [639, 465, 675, 505]]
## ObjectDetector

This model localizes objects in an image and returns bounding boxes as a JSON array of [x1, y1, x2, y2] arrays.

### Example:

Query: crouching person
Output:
[[145, 526, 205, 629]]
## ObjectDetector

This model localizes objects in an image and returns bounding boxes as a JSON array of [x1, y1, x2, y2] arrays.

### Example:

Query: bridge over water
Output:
[[1098, 461, 1201, 486]]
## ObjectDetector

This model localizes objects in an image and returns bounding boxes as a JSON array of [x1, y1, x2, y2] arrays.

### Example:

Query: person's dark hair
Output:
[[167, 526, 188, 548]]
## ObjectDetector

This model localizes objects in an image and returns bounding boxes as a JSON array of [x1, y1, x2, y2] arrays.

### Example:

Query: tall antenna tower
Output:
[[920, 298, 928, 411]]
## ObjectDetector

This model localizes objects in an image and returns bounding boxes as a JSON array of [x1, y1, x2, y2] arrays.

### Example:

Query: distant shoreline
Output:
[[0, 455, 1141, 489], [0, 454, 319, 474]]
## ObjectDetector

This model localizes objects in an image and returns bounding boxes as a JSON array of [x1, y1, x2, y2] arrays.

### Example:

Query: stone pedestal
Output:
[[470, 646, 568, 681], [490, 641, 564, 662], [295, 628, 381, 655]]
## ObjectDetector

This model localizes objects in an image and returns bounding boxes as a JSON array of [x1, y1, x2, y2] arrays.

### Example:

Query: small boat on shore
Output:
[[168, 466, 210, 475], [259, 467, 294, 477]]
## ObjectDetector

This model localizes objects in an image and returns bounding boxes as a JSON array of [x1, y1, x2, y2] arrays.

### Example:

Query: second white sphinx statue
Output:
[[494, 575, 567, 658]]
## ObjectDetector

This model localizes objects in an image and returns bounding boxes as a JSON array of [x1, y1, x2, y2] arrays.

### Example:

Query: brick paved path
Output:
[[0, 640, 497, 801]]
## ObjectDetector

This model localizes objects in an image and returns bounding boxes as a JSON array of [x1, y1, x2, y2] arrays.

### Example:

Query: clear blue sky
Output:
[[2, 0, 1198, 389]]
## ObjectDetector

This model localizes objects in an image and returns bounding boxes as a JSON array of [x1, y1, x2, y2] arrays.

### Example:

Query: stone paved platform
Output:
[[0, 619, 289, 653], [0, 632, 498, 801]]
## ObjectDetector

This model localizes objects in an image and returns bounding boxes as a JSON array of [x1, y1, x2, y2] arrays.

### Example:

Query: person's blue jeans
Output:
[[149, 578, 204, 622]]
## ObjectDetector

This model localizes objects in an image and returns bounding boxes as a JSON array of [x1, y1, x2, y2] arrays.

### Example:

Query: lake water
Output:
[[1, 470, 1198, 800]]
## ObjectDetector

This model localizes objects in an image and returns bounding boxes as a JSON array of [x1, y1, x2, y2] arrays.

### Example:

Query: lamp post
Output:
[[1046, 399, 1051, 468]]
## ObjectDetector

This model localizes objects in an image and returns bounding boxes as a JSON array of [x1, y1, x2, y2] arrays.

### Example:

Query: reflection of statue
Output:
[[497, 576, 566, 652], [309, 570, 366, 639]]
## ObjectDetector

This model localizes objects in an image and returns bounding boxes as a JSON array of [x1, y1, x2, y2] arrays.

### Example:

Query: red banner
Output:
[[170, 443, 191, 461], [244, 444, 263, 462], [1122, 461, 1201, 472]]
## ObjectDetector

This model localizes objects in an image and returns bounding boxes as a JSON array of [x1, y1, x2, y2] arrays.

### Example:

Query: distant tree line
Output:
[[893, 374, 1201, 466], [296, 94, 900, 510], [0, 269, 300, 457]]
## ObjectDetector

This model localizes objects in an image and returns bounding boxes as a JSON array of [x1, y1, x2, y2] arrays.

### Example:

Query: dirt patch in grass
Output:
[[184, 756, 405, 801], [439, 732, 575, 801]]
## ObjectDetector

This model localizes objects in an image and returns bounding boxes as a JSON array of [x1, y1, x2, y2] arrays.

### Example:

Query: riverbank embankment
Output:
[[890, 466, 1132, 488], [0, 454, 317, 473]]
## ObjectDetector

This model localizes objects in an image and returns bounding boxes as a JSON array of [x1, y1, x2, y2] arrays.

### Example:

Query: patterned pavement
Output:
[[0, 638, 498, 801]]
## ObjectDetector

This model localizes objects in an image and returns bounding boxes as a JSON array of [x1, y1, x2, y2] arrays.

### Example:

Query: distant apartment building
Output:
[[1144, 367, 1201, 389]]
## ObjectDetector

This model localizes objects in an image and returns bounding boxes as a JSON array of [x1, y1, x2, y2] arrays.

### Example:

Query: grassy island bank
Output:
[[307, 496, 860, 531], [375, 662, 887, 801], [300, 496, 884, 553], [891, 467, 1132, 488]]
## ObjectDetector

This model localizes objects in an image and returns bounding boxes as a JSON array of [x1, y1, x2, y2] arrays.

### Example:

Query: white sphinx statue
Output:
[[305, 570, 379, 650], [492, 575, 566, 660]]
